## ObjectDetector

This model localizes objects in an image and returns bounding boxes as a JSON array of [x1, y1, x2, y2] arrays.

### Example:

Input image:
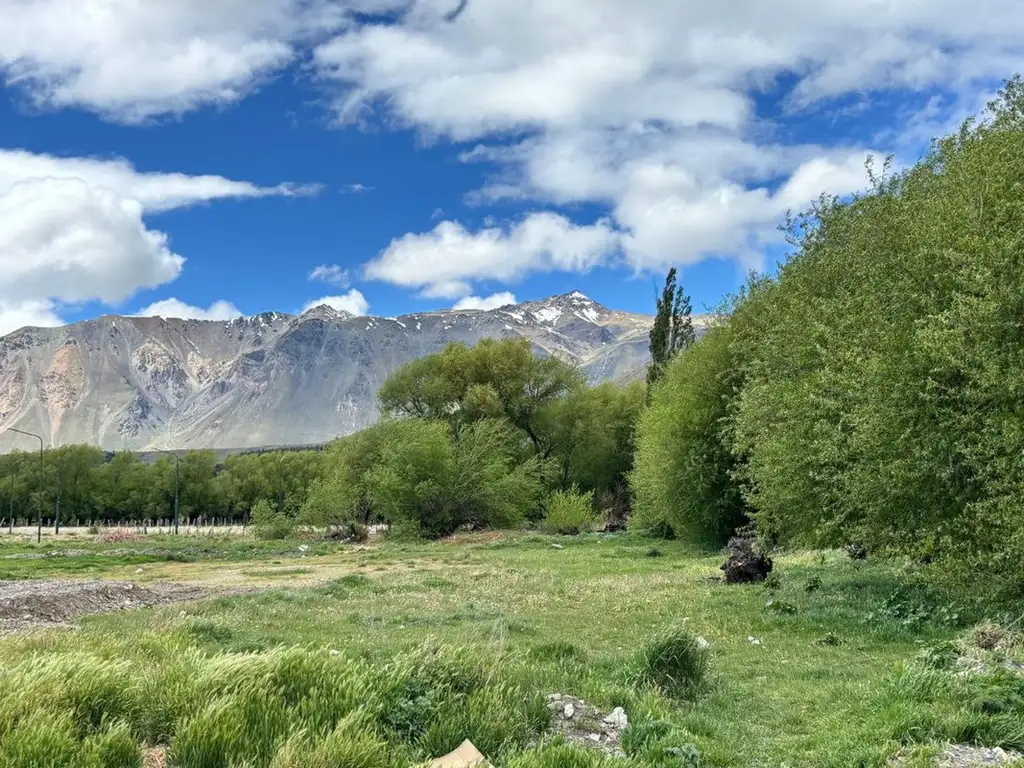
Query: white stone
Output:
[[603, 707, 628, 729], [563, 703, 575, 719]]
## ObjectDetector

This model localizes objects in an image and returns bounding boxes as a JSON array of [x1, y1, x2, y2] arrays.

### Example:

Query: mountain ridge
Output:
[[0, 292, 703, 452]]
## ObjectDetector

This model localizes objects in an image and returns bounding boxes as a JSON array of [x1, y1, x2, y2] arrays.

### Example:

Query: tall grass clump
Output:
[[0, 714, 140, 768], [541, 487, 597, 535], [632, 628, 710, 700]]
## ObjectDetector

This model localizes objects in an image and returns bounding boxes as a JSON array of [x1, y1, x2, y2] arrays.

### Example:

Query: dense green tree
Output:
[[300, 421, 404, 528], [49, 445, 105, 524], [379, 337, 584, 455], [539, 381, 645, 498], [705, 76, 1024, 590], [93, 453, 149, 521], [647, 267, 695, 392]]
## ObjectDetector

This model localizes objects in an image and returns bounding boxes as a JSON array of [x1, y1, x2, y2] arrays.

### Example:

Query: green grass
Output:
[[0, 531, 1020, 766]]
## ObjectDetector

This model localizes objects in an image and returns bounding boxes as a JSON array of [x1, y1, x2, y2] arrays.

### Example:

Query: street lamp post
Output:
[[7, 428, 44, 543]]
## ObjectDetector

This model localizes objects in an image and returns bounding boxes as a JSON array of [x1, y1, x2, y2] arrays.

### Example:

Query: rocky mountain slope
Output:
[[0, 292, 705, 452]]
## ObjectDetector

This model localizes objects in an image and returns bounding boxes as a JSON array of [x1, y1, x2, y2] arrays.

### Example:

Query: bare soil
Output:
[[0, 579, 229, 634]]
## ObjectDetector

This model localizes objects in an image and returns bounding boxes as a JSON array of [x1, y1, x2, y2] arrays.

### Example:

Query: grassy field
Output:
[[0, 531, 1021, 767]]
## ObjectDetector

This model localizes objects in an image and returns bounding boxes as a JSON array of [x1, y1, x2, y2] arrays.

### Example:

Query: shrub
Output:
[[633, 628, 710, 700], [541, 487, 596, 535], [629, 321, 750, 547], [251, 499, 295, 540], [365, 419, 545, 539]]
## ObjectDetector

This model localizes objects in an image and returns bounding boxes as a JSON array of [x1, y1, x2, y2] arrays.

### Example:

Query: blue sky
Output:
[[0, 0, 1015, 334]]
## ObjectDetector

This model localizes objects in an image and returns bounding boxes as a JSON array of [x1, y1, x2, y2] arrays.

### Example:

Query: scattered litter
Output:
[[135, 568, 145, 574], [297, 545, 310, 553], [551, 544, 564, 550], [429, 739, 492, 767], [747, 636, 762, 645], [696, 636, 710, 650], [329, 649, 340, 656]]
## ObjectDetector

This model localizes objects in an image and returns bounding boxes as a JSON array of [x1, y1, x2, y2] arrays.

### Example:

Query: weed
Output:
[[764, 599, 797, 615], [633, 628, 710, 700], [528, 641, 586, 663], [541, 488, 597, 536]]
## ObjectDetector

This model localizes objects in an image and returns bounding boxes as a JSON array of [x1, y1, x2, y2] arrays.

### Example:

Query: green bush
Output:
[[629, 321, 750, 546], [365, 419, 545, 539], [633, 628, 710, 700], [251, 499, 295, 540], [541, 487, 596, 535]]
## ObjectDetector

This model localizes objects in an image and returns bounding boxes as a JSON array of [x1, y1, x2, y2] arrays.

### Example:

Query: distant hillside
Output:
[[0, 292, 707, 452]]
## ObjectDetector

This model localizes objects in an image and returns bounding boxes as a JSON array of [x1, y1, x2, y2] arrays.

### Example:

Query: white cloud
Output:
[[308, 264, 351, 287], [0, 0, 399, 122], [364, 213, 620, 297], [323, 0, 1020, 289], [0, 300, 63, 336], [0, 178, 183, 310], [301, 289, 370, 316], [0, 149, 306, 335], [452, 292, 517, 311], [0, 149, 314, 213], [136, 298, 243, 321]]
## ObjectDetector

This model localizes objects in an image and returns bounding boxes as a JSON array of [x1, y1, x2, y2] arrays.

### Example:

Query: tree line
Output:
[[631, 76, 1024, 596], [0, 337, 644, 534], [0, 445, 324, 528]]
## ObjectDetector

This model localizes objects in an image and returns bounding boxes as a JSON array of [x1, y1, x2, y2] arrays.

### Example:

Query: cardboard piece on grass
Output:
[[428, 739, 492, 767]]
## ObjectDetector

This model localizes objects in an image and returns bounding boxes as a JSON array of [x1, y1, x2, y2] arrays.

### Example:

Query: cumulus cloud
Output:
[[308, 264, 352, 287], [0, 149, 306, 335], [322, 0, 1019, 290], [301, 289, 370, 316], [364, 213, 620, 298], [0, 0, 405, 121], [0, 178, 183, 309], [136, 298, 243, 321], [452, 292, 517, 311]]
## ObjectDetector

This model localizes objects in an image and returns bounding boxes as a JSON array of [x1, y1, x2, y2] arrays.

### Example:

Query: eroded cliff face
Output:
[[0, 292, 704, 452]]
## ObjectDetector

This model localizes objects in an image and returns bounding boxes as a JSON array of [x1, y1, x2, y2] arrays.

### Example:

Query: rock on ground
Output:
[[545, 694, 628, 757], [891, 744, 1023, 767]]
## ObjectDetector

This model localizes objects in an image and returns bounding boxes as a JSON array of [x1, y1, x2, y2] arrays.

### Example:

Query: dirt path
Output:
[[0, 579, 234, 634]]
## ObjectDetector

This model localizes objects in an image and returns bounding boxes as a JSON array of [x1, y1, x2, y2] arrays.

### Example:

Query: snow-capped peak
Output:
[[300, 304, 353, 321]]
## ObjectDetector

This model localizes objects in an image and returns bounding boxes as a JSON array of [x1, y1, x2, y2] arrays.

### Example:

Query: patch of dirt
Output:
[[938, 745, 1023, 767], [890, 744, 1024, 767], [0, 579, 229, 634], [544, 694, 627, 757]]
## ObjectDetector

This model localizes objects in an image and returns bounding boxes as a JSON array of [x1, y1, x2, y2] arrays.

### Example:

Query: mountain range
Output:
[[0, 292, 702, 452]]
